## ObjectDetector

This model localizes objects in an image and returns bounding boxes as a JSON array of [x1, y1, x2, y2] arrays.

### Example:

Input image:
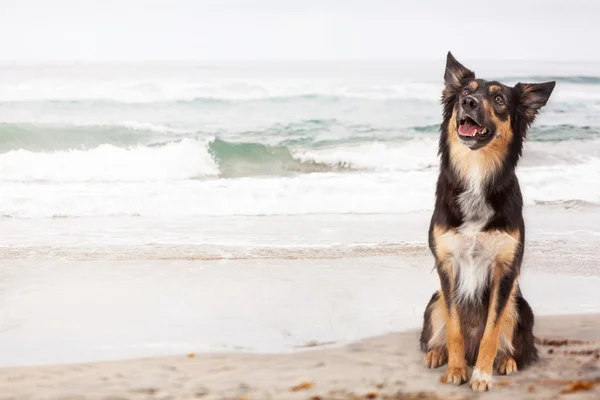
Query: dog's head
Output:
[[442, 52, 555, 152]]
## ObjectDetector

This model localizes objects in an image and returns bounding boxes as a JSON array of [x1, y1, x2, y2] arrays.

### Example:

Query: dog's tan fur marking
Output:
[[499, 292, 518, 355], [508, 230, 520, 242], [441, 291, 468, 385], [469, 81, 479, 91], [432, 225, 455, 261], [447, 108, 512, 185], [426, 292, 447, 350], [494, 230, 521, 271], [488, 84, 502, 94]]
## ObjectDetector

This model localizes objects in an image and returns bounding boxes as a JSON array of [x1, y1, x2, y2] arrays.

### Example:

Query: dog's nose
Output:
[[461, 96, 479, 110]]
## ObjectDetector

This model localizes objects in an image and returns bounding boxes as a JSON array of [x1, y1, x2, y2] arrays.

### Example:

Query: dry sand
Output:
[[0, 314, 598, 400]]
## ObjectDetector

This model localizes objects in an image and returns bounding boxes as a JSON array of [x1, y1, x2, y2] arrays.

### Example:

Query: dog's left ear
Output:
[[515, 81, 556, 123], [444, 52, 475, 92]]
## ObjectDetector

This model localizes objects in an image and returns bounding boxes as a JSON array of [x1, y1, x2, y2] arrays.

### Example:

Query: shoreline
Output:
[[0, 240, 598, 274], [0, 314, 598, 399]]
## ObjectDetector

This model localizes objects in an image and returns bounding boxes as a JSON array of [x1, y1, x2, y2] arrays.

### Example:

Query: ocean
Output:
[[1, 61, 600, 219], [1, 61, 600, 366]]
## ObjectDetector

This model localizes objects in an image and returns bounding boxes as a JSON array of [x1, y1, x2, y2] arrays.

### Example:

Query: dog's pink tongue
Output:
[[458, 121, 479, 137]]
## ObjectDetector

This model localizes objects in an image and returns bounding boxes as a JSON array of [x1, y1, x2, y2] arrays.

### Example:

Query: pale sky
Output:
[[1, 0, 599, 62]]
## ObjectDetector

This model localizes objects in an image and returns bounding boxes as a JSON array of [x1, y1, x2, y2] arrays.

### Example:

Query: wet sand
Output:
[[1, 252, 598, 367], [0, 314, 598, 400]]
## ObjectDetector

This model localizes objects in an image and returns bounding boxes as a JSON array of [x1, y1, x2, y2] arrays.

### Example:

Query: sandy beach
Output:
[[0, 314, 598, 400]]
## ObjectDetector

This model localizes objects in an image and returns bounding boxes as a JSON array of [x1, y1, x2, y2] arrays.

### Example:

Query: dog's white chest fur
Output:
[[448, 170, 499, 302], [457, 167, 494, 229]]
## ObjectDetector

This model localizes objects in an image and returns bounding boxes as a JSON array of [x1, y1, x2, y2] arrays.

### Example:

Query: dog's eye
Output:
[[462, 89, 469, 96], [494, 95, 504, 105]]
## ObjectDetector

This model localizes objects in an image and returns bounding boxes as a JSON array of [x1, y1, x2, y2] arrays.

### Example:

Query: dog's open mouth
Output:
[[458, 117, 488, 137]]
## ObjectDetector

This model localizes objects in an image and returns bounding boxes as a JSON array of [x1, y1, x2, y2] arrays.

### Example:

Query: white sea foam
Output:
[[119, 121, 190, 134], [0, 172, 435, 218], [294, 140, 439, 171], [0, 138, 219, 182], [0, 136, 598, 218], [0, 166, 599, 218]]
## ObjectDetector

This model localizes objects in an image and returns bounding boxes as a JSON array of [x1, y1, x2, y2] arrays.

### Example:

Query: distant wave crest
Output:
[[497, 75, 600, 85], [0, 121, 596, 155]]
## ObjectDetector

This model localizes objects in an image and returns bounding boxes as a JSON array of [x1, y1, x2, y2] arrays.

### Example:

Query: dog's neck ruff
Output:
[[457, 164, 494, 232]]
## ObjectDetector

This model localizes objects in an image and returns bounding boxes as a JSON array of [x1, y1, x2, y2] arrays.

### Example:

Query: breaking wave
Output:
[[0, 133, 599, 183], [0, 136, 442, 182]]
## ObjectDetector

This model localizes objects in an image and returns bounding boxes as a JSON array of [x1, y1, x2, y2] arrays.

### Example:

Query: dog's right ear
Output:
[[444, 52, 475, 94]]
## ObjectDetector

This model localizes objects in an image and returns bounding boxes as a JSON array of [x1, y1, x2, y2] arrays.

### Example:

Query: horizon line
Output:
[[0, 57, 599, 66]]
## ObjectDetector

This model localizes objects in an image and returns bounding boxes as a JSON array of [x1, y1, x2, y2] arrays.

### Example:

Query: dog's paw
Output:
[[441, 365, 467, 385], [497, 355, 518, 375], [425, 348, 448, 369], [470, 368, 493, 392]]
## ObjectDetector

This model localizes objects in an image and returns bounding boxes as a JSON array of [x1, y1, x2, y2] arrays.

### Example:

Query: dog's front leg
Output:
[[437, 260, 468, 385], [432, 226, 467, 385], [470, 257, 518, 392]]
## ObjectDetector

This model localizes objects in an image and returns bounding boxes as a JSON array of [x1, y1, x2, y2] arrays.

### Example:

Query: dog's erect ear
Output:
[[515, 81, 556, 123], [444, 52, 475, 92]]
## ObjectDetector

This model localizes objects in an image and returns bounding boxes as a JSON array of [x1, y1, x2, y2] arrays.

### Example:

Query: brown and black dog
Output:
[[420, 52, 555, 392]]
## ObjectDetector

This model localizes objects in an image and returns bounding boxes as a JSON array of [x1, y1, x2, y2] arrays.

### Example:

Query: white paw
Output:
[[470, 368, 493, 392]]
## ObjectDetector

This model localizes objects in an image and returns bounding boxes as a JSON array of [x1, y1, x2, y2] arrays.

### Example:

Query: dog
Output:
[[419, 52, 555, 392]]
